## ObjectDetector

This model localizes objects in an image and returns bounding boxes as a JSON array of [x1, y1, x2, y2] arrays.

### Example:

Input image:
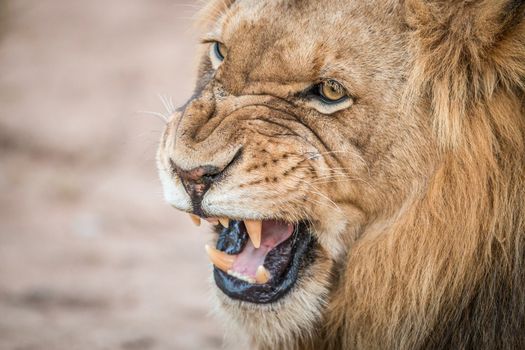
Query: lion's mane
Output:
[[325, 2, 525, 349]]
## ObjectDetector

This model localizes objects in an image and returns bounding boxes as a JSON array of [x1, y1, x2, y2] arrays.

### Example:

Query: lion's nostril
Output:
[[202, 173, 220, 183], [169, 148, 242, 208], [171, 162, 223, 197]]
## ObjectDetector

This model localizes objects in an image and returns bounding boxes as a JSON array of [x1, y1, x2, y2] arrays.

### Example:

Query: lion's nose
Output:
[[170, 161, 223, 199]]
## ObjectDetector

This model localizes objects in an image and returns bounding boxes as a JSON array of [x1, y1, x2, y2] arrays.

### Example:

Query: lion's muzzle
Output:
[[157, 90, 319, 304]]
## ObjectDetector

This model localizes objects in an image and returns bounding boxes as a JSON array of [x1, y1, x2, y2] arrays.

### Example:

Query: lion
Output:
[[156, 0, 525, 348]]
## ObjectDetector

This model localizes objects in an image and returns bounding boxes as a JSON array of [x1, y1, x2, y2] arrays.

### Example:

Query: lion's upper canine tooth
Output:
[[219, 218, 229, 228], [190, 214, 201, 226], [255, 265, 271, 284], [244, 219, 262, 248], [205, 245, 236, 273]]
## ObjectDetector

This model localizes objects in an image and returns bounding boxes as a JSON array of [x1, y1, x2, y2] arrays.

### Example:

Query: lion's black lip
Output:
[[213, 221, 315, 304]]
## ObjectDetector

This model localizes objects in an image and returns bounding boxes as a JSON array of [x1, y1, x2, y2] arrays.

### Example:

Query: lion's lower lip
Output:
[[213, 220, 315, 304]]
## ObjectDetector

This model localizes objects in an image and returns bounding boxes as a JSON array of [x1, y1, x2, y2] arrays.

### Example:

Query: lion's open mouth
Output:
[[205, 219, 315, 304]]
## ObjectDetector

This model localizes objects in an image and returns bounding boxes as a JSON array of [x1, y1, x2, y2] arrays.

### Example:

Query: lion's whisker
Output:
[[279, 183, 340, 214], [301, 150, 370, 174], [286, 176, 343, 212], [136, 110, 168, 123], [158, 94, 176, 116]]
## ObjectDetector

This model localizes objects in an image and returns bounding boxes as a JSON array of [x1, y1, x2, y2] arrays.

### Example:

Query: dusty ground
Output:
[[0, 1, 237, 349]]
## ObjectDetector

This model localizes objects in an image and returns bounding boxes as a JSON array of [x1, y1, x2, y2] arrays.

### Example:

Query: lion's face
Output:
[[158, 0, 436, 346]]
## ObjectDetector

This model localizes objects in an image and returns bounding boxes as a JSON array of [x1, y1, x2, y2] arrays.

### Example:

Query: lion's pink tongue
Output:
[[231, 220, 294, 278]]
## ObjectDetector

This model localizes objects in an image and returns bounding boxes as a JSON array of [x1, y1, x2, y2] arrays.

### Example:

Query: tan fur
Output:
[[157, 0, 525, 348]]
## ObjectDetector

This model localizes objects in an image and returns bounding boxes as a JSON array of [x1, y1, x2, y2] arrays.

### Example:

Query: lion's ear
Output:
[[197, 0, 237, 29], [405, 0, 525, 147]]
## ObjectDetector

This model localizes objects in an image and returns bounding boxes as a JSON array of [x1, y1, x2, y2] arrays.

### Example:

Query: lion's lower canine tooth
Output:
[[244, 220, 262, 248], [190, 214, 201, 226], [219, 218, 229, 228], [255, 265, 271, 284], [205, 245, 236, 273]]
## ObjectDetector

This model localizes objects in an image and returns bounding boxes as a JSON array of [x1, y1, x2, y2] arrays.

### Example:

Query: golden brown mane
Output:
[[326, 2, 525, 348]]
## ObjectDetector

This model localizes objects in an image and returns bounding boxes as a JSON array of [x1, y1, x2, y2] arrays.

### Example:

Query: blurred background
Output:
[[0, 1, 232, 349]]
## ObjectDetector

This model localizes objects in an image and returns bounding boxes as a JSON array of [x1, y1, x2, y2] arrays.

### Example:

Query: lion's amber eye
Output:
[[319, 80, 347, 103], [214, 41, 228, 61]]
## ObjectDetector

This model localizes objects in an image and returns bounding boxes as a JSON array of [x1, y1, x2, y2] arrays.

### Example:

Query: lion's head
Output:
[[157, 0, 525, 348]]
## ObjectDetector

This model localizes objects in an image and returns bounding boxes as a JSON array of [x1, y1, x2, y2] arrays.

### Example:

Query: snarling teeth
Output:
[[199, 218, 293, 285], [255, 265, 271, 284], [227, 270, 256, 284], [189, 214, 201, 226], [188, 215, 262, 248], [205, 244, 270, 284], [205, 245, 235, 272], [244, 219, 262, 248], [205, 247, 272, 285], [218, 217, 229, 228]]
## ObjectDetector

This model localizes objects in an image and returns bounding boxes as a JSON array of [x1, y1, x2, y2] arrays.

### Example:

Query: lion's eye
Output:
[[303, 79, 353, 114], [317, 80, 348, 103], [210, 41, 227, 69], [214, 42, 227, 60]]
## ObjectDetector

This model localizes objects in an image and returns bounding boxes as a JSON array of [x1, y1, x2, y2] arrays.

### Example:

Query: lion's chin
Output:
[[209, 220, 317, 304]]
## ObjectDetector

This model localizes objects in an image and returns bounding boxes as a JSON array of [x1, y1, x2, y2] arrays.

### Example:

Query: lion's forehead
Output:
[[214, 0, 406, 97]]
